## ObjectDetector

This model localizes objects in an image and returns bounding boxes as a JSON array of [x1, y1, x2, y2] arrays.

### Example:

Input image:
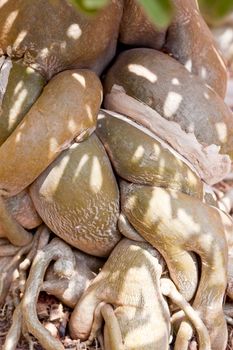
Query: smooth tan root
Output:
[[102, 304, 124, 350], [3, 304, 22, 350]]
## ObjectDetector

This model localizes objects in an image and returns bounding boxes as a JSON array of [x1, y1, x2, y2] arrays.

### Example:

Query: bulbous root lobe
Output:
[[0, 69, 102, 198]]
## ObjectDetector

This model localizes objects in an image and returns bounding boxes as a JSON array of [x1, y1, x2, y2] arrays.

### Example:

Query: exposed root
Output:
[[218, 189, 233, 213], [70, 239, 170, 349], [42, 250, 104, 308], [161, 278, 210, 350], [175, 321, 194, 350], [19, 225, 50, 296], [0, 194, 33, 246], [21, 238, 76, 350], [101, 304, 124, 350], [0, 225, 50, 307], [0, 246, 32, 306], [226, 316, 233, 327], [121, 182, 228, 349], [3, 304, 22, 350], [0, 243, 20, 257], [1, 226, 50, 350]]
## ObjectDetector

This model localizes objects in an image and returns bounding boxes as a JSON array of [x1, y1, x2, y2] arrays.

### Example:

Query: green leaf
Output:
[[70, 0, 173, 25], [199, 0, 233, 20], [71, 0, 109, 14], [137, 0, 173, 28]]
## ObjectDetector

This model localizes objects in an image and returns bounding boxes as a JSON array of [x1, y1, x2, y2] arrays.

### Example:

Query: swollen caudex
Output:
[[29, 133, 121, 257], [0, 1, 123, 79], [97, 110, 203, 198], [0, 69, 102, 246], [104, 49, 233, 159], [120, 0, 227, 97], [0, 3, 231, 349], [0, 69, 102, 198], [97, 111, 201, 300]]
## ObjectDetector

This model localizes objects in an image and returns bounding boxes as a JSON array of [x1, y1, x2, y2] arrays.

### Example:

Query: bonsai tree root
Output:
[[3, 237, 104, 350], [0, 2, 231, 349], [121, 182, 229, 350], [42, 249, 104, 308], [69, 238, 171, 349], [69, 238, 210, 350], [0, 225, 50, 307], [0, 193, 33, 246]]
